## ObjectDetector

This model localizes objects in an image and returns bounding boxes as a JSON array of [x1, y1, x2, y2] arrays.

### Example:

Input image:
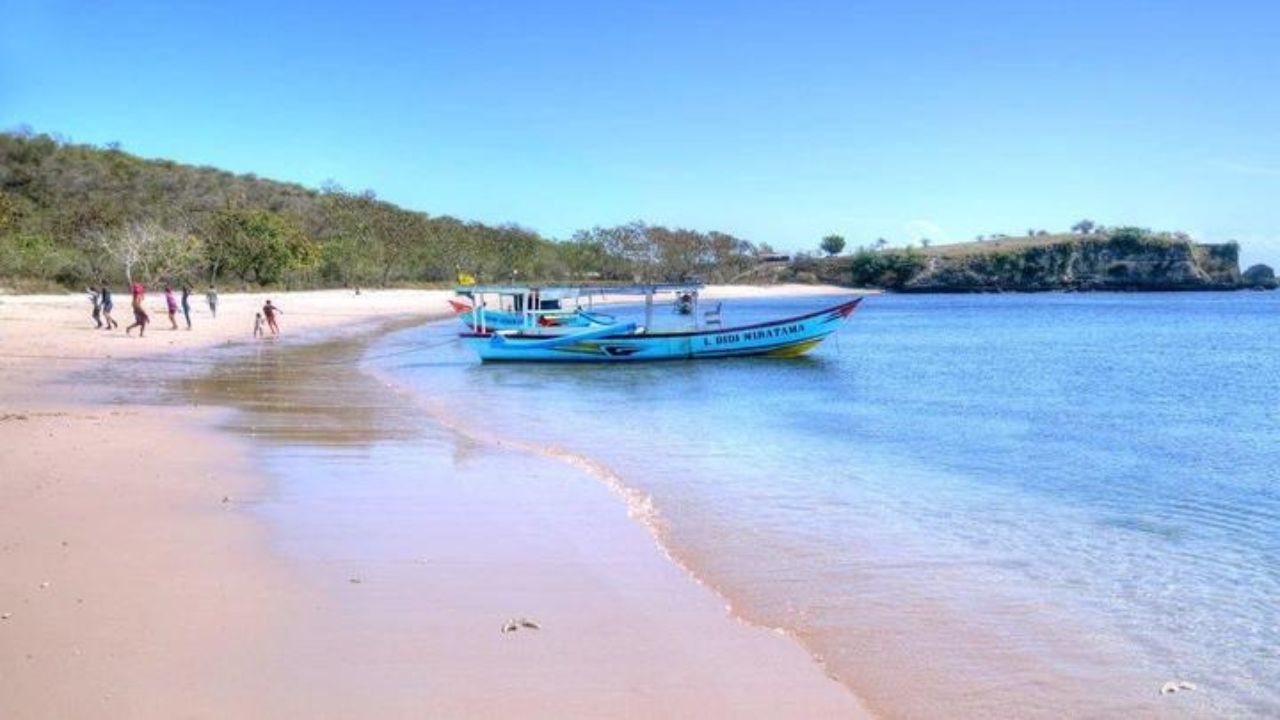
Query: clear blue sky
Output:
[[2, 0, 1278, 265]]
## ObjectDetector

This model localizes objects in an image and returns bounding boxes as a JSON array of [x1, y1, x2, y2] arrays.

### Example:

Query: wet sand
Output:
[[0, 286, 869, 718]]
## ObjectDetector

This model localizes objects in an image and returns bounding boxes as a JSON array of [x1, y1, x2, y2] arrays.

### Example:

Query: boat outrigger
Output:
[[451, 284, 862, 362]]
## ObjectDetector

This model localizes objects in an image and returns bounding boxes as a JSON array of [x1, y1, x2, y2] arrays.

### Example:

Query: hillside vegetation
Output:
[[2, 130, 1270, 294], [0, 130, 758, 290]]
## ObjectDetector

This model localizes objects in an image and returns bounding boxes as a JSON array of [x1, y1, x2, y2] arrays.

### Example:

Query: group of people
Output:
[[86, 284, 281, 338], [254, 300, 282, 338]]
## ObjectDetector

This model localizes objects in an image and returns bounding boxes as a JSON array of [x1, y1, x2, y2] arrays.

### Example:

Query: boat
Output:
[[449, 288, 615, 330], [452, 284, 863, 362]]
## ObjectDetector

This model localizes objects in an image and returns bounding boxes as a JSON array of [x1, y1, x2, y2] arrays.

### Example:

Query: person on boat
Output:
[[100, 286, 118, 330], [164, 284, 179, 330], [125, 282, 149, 337], [206, 285, 219, 318], [262, 299, 281, 335]]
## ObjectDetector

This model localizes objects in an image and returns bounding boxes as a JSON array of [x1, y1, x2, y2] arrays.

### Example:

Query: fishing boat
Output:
[[453, 284, 862, 362], [449, 287, 615, 330]]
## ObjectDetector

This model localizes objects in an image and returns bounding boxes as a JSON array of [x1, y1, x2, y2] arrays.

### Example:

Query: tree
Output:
[[1, 131, 780, 289], [206, 209, 315, 285], [849, 247, 925, 288], [873, 237, 888, 252], [1108, 226, 1150, 250], [151, 230, 205, 283], [557, 236, 610, 280], [370, 202, 428, 287], [314, 188, 377, 286], [1071, 219, 1096, 235], [921, 238, 932, 248], [820, 234, 846, 256], [96, 221, 165, 283]]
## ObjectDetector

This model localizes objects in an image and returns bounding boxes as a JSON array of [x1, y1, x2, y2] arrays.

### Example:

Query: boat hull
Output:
[[460, 298, 862, 362]]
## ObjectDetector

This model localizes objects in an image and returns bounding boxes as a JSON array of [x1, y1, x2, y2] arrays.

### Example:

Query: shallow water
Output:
[[382, 291, 1280, 717], [134, 318, 871, 717]]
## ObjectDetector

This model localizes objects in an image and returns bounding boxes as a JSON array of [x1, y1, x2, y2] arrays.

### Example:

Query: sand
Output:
[[0, 286, 871, 718]]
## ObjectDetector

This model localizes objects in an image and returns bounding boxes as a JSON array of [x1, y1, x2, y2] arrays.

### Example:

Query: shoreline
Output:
[[1, 285, 871, 718], [1, 290, 448, 717], [396, 384, 871, 709], [373, 296, 1218, 719]]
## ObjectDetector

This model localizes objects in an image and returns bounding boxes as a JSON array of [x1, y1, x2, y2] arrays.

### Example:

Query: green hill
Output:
[[0, 130, 757, 290]]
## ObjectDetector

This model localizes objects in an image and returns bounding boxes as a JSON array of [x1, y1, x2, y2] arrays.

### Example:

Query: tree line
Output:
[[0, 130, 759, 290]]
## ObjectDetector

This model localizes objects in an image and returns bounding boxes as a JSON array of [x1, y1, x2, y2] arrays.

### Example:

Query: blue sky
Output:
[[2, 0, 1278, 265]]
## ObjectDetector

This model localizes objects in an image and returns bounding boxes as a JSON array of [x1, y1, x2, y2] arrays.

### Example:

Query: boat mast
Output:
[[471, 293, 484, 334]]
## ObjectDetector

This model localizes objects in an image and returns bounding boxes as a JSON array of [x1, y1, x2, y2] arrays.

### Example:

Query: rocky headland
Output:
[[781, 230, 1276, 292]]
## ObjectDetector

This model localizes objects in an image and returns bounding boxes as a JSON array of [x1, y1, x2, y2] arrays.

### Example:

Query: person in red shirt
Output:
[[263, 299, 282, 335], [125, 282, 149, 337]]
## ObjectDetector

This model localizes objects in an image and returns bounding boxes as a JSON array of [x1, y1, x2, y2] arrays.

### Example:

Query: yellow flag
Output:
[[457, 272, 476, 286]]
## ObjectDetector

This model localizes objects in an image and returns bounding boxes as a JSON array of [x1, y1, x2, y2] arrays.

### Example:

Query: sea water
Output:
[[377, 292, 1280, 717]]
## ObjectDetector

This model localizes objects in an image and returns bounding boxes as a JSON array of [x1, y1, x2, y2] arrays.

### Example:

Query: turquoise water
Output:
[[378, 292, 1280, 717]]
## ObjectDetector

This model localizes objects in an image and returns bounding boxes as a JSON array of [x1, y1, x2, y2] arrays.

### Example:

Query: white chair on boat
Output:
[[704, 302, 722, 326]]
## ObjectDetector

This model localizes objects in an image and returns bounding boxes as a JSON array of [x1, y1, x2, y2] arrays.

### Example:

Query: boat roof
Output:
[[454, 282, 704, 297]]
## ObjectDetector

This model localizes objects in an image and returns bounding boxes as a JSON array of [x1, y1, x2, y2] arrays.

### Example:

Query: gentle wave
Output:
[[366, 364, 865, 699], [374, 293, 1280, 717]]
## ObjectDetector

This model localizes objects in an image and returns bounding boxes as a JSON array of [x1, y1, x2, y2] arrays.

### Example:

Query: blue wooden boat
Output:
[[450, 303, 615, 331], [449, 291, 615, 331], [456, 289, 862, 362]]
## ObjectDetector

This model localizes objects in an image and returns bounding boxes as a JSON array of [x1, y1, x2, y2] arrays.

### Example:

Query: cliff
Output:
[[789, 231, 1252, 292], [903, 234, 1241, 292]]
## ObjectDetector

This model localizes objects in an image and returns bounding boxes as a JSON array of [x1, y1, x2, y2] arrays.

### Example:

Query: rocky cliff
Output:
[[791, 232, 1253, 292], [902, 235, 1241, 292]]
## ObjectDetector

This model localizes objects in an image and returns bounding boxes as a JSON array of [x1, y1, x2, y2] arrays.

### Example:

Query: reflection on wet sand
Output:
[[172, 322, 425, 446], [155, 320, 871, 718]]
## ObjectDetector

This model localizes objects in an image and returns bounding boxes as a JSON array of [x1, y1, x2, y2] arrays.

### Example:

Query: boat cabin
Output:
[[453, 283, 709, 334]]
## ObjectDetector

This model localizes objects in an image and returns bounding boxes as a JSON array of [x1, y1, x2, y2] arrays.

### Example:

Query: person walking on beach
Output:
[[180, 285, 193, 330], [253, 312, 265, 338], [87, 287, 102, 328], [262, 299, 282, 335], [125, 282, 149, 337], [164, 284, 179, 330], [100, 286, 118, 330], [206, 285, 218, 318]]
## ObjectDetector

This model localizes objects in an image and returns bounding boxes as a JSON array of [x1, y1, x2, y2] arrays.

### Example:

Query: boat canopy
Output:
[[454, 282, 704, 297], [453, 283, 708, 335]]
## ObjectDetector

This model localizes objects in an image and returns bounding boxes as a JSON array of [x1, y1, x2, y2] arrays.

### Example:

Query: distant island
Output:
[[769, 230, 1276, 293], [1, 129, 1273, 293]]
